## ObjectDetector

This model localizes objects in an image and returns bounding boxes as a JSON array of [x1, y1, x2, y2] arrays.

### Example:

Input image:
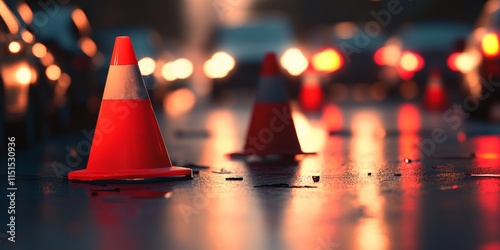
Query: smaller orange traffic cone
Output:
[[423, 69, 449, 111], [68, 36, 192, 181], [299, 63, 324, 112], [228, 53, 315, 159]]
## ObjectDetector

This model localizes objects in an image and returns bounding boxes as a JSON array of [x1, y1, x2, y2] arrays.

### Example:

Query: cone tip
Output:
[[260, 52, 281, 76], [110, 36, 138, 65]]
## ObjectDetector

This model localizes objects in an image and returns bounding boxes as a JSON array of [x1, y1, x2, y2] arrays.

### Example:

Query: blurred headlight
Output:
[[280, 48, 308, 76], [138, 57, 156, 76], [399, 51, 424, 72], [172, 58, 193, 79], [204, 52, 235, 79], [8, 41, 21, 54], [481, 32, 500, 57], [312, 48, 343, 73]]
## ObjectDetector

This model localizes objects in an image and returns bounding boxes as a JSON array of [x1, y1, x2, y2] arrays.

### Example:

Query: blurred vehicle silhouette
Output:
[[377, 22, 471, 94], [306, 22, 388, 103], [308, 22, 387, 84], [461, 0, 500, 121], [207, 15, 304, 99]]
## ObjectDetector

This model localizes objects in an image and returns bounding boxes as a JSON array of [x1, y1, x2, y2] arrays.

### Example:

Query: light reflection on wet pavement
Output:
[[2, 102, 500, 250]]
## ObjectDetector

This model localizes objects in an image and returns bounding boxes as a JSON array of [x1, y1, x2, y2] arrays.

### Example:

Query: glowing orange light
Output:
[[204, 52, 235, 79], [15, 66, 32, 85], [473, 136, 500, 159], [400, 51, 424, 72], [481, 33, 500, 57], [322, 104, 343, 132], [163, 88, 196, 116], [46, 65, 62, 81], [78, 37, 97, 57], [32, 43, 47, 58], [8, 41, 21, 54], [41, 52, 54, 66], [312, 48, 343, 73], [71, 8, 91, 35], [21, 30, 34, 43], [0, 0, 19, 34], [280, 48, 308, 76], [17, 2, 33, 24], [397, 103, 421, 134], [374, 45, 401, 66]]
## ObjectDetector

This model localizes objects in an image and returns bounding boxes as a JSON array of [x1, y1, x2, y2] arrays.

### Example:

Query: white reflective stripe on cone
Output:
[[255, 76, 289, 102], [103, 65, 148, 100]]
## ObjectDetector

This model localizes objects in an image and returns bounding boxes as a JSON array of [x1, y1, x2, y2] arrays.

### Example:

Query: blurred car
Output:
[[377, 21, 471, 92], [308, 22, 387, 84], [461, 0, 500, 121], [206, 15, 305, 99], [306, 22, 388, 103]]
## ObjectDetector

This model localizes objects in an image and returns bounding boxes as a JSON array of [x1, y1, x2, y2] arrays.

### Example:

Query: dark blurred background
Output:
[[2, 0, 498, 150]]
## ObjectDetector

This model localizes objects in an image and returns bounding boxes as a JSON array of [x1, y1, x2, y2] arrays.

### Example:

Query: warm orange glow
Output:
[[0, 0, 20, 34], [374, 45, 401, 66], [21, 30, 34, 43], [448, 52, 476, 73], [41, 52, 54, 66], [15, 65, 32, 85], [322, 104, 343, 132], [397, 103, 421, 134], [473, 136, 500, 159], [312, 48, 343, 73], [46, 65, 62, 81], [78, 37, 97, 57], [172, 58, 193, 79], [163, 88, 196, 116], [204, 52, 235, 79], [292, 107, 326, 152], [280, 48, 308, 76], [350, 110, 388, 250], [32, 43, 47, 59], [71, 8, 91, 35], [400, 51, 424, 72], [17, 2, 33, 24], [138, 57, 156, 76], [481, 33, 500, 57], [161, 62, 177, 81], [8, 41, 21, 54], [58, 73, 72, 88]]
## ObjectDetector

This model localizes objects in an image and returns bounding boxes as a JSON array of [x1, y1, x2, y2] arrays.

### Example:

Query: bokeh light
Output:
[[8, 41, 21, 54], [312, 48, 343, 73], [46, 64, 62, 81], [172, 58, 193, 79], [481, 33, 499, 57], [280, 48, 308, 76], [138, 57, 156, 76], [15, 65, 32, 85]]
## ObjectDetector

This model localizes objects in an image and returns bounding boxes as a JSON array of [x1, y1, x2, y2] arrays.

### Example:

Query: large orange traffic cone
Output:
[[423, 69, 449, 112], [68, 36, 192, 181], [228, 53, 315, 159], [299, 63, 324, 112]]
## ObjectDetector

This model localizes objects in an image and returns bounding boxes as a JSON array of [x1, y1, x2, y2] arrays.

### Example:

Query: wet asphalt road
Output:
[[1, 101, 500, 250]]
